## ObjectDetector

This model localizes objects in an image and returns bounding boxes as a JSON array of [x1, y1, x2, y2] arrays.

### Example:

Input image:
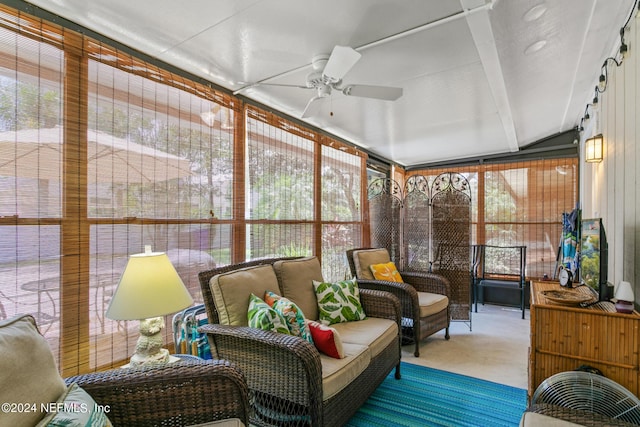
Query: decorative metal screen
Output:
[[403, 175, 431, 271], [368, 178, 402, 267], [368, 173, 471, 322], [431, 173, 471, 321]]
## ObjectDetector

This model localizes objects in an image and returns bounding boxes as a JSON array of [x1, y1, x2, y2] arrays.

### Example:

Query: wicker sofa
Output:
[[0, 314, 249, 427], [198, 256, 402, 427]]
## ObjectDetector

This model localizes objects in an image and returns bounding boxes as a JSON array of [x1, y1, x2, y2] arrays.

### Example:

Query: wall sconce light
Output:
[[585, 134, 604, 163]]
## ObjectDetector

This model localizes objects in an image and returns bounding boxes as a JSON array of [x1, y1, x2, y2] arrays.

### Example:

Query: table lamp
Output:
[[614, 281, 635, 314], [106, 245, 193, 366]]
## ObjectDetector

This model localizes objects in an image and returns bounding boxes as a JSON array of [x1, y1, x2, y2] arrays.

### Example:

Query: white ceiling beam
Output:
[[461, 0, 519, 152]]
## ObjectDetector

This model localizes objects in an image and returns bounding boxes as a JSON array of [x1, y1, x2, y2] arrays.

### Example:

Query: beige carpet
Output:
[[401, 304, 530, 390]]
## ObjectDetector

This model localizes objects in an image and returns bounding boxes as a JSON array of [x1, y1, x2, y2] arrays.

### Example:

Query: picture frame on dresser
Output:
[[580, 218, 610, 301]]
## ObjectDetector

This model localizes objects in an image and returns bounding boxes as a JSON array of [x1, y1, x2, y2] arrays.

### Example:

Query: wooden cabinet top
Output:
[[531, 280, 639, 316]]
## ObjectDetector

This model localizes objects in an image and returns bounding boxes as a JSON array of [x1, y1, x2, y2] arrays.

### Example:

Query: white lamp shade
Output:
[[106, 249, 193, 320], [615, 281, 635, 302]]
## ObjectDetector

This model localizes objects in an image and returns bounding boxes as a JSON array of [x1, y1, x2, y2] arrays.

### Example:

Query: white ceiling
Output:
[[21, 0, 634, 167]]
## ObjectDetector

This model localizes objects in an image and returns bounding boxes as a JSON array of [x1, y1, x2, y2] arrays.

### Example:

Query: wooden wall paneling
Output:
[[614, 52, 626, 286]]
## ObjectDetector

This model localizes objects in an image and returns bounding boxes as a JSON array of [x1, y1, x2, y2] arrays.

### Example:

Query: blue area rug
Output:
[[346, 362, 527, 427]]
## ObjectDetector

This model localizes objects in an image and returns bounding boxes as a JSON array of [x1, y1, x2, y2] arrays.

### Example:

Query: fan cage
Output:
[[532, 371, 640, 423]]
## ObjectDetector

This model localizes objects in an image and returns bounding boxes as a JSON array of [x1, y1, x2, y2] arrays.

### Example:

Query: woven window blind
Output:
[[321, 140, 365, 280], [0, 4, 367, 374], [0, 4, 239, 374], [85, 41, 237, 371], [0, 8, 65, 365], [245, 106, 316, 259], [412, 157, 578, 278]]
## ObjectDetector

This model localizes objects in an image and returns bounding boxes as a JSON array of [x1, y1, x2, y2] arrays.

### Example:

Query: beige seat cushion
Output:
[[320, 342, 370, 400], [418, 291, 449, 317], [210, 264, 280, 326], [331, 317, 398, 358], [273, 257, 323, 321], [352, 249, 391, 280], [0, 314, 67, 427]]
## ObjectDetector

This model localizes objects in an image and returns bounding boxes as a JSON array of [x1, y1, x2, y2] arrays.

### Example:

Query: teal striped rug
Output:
[[346, 362, 527, 427]]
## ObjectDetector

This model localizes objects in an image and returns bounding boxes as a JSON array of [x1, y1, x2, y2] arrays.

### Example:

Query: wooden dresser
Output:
[[529, 280, 640, 399]]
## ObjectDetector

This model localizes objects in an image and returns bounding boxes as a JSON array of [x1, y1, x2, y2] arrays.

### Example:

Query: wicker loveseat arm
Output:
[[64, 359, 249, 427], [400, 271, 451, 296], [199, 323, 324, 425], [357, 280, 419, 324], [359, 288, 403, 326]]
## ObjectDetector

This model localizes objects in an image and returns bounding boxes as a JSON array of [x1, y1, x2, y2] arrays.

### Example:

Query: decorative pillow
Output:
[[264, 291, 313, 343], [0, 315, 68, 427], [247, 293, 290, 334], [306, 320, 345, 359], [313, 279, 366, 325], [370, 261, 404, 283], [36, 383, 113, 427]]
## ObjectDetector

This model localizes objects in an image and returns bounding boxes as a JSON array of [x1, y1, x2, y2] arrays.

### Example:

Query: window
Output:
[[414, 158, 578, 278], [0, 4, 367, 374]]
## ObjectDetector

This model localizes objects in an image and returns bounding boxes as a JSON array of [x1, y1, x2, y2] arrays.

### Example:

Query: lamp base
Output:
[[129, 316, 171, 367], [615, 300, 635, 314]]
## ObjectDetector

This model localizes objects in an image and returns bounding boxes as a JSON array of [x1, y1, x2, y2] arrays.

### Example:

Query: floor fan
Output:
[[532, 371, 640, 424]]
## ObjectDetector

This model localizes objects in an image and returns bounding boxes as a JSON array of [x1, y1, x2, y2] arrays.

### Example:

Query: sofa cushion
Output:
[[370, 261, 404, 282], [418, 291, 449, 317], [320, 343, 370, 400], [313, 279, 366, 325], [0, 314, 68, 427], [332, 317, 398, 358], [210, 264, 280, 326], [264, 291, 313, 343], [273, 257, 324, 321], [306, 320, 344, 359], [36, 383, 113, 427], [352, 249, 391, 280], [247, 293, 290, 334]]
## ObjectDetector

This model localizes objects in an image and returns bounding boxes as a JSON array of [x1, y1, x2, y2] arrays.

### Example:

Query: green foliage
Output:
[[0, 80, 61, 130]]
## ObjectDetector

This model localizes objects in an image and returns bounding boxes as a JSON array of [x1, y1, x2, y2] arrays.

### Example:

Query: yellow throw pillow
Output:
[[369, 262, 404, 283]]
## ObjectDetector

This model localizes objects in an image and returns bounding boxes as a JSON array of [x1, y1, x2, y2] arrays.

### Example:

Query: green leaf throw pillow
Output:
[[313, 279, 366, 324], [247, 293, 290, 334]]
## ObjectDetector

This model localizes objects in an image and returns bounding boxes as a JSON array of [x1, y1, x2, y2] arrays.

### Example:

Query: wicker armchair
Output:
[[65, 359, 250, 427], [346, 247, 451, 357], [198, 257, 402, 427]]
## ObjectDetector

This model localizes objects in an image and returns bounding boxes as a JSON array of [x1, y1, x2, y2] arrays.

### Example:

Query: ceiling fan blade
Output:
[[322, 46, 361, 81], [342, 84, 403, 101], [301, 96, 326, 118]]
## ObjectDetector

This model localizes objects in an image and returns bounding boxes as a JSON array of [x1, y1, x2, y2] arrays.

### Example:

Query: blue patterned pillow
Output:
[[313, 279, 366, 324], [264, 291, 313, 343], [37, 383, 113, 427], [247, 293, 290, 334]]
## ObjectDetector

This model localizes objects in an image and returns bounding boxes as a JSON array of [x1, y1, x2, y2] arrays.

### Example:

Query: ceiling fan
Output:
[[242, 46, 403, 118]]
